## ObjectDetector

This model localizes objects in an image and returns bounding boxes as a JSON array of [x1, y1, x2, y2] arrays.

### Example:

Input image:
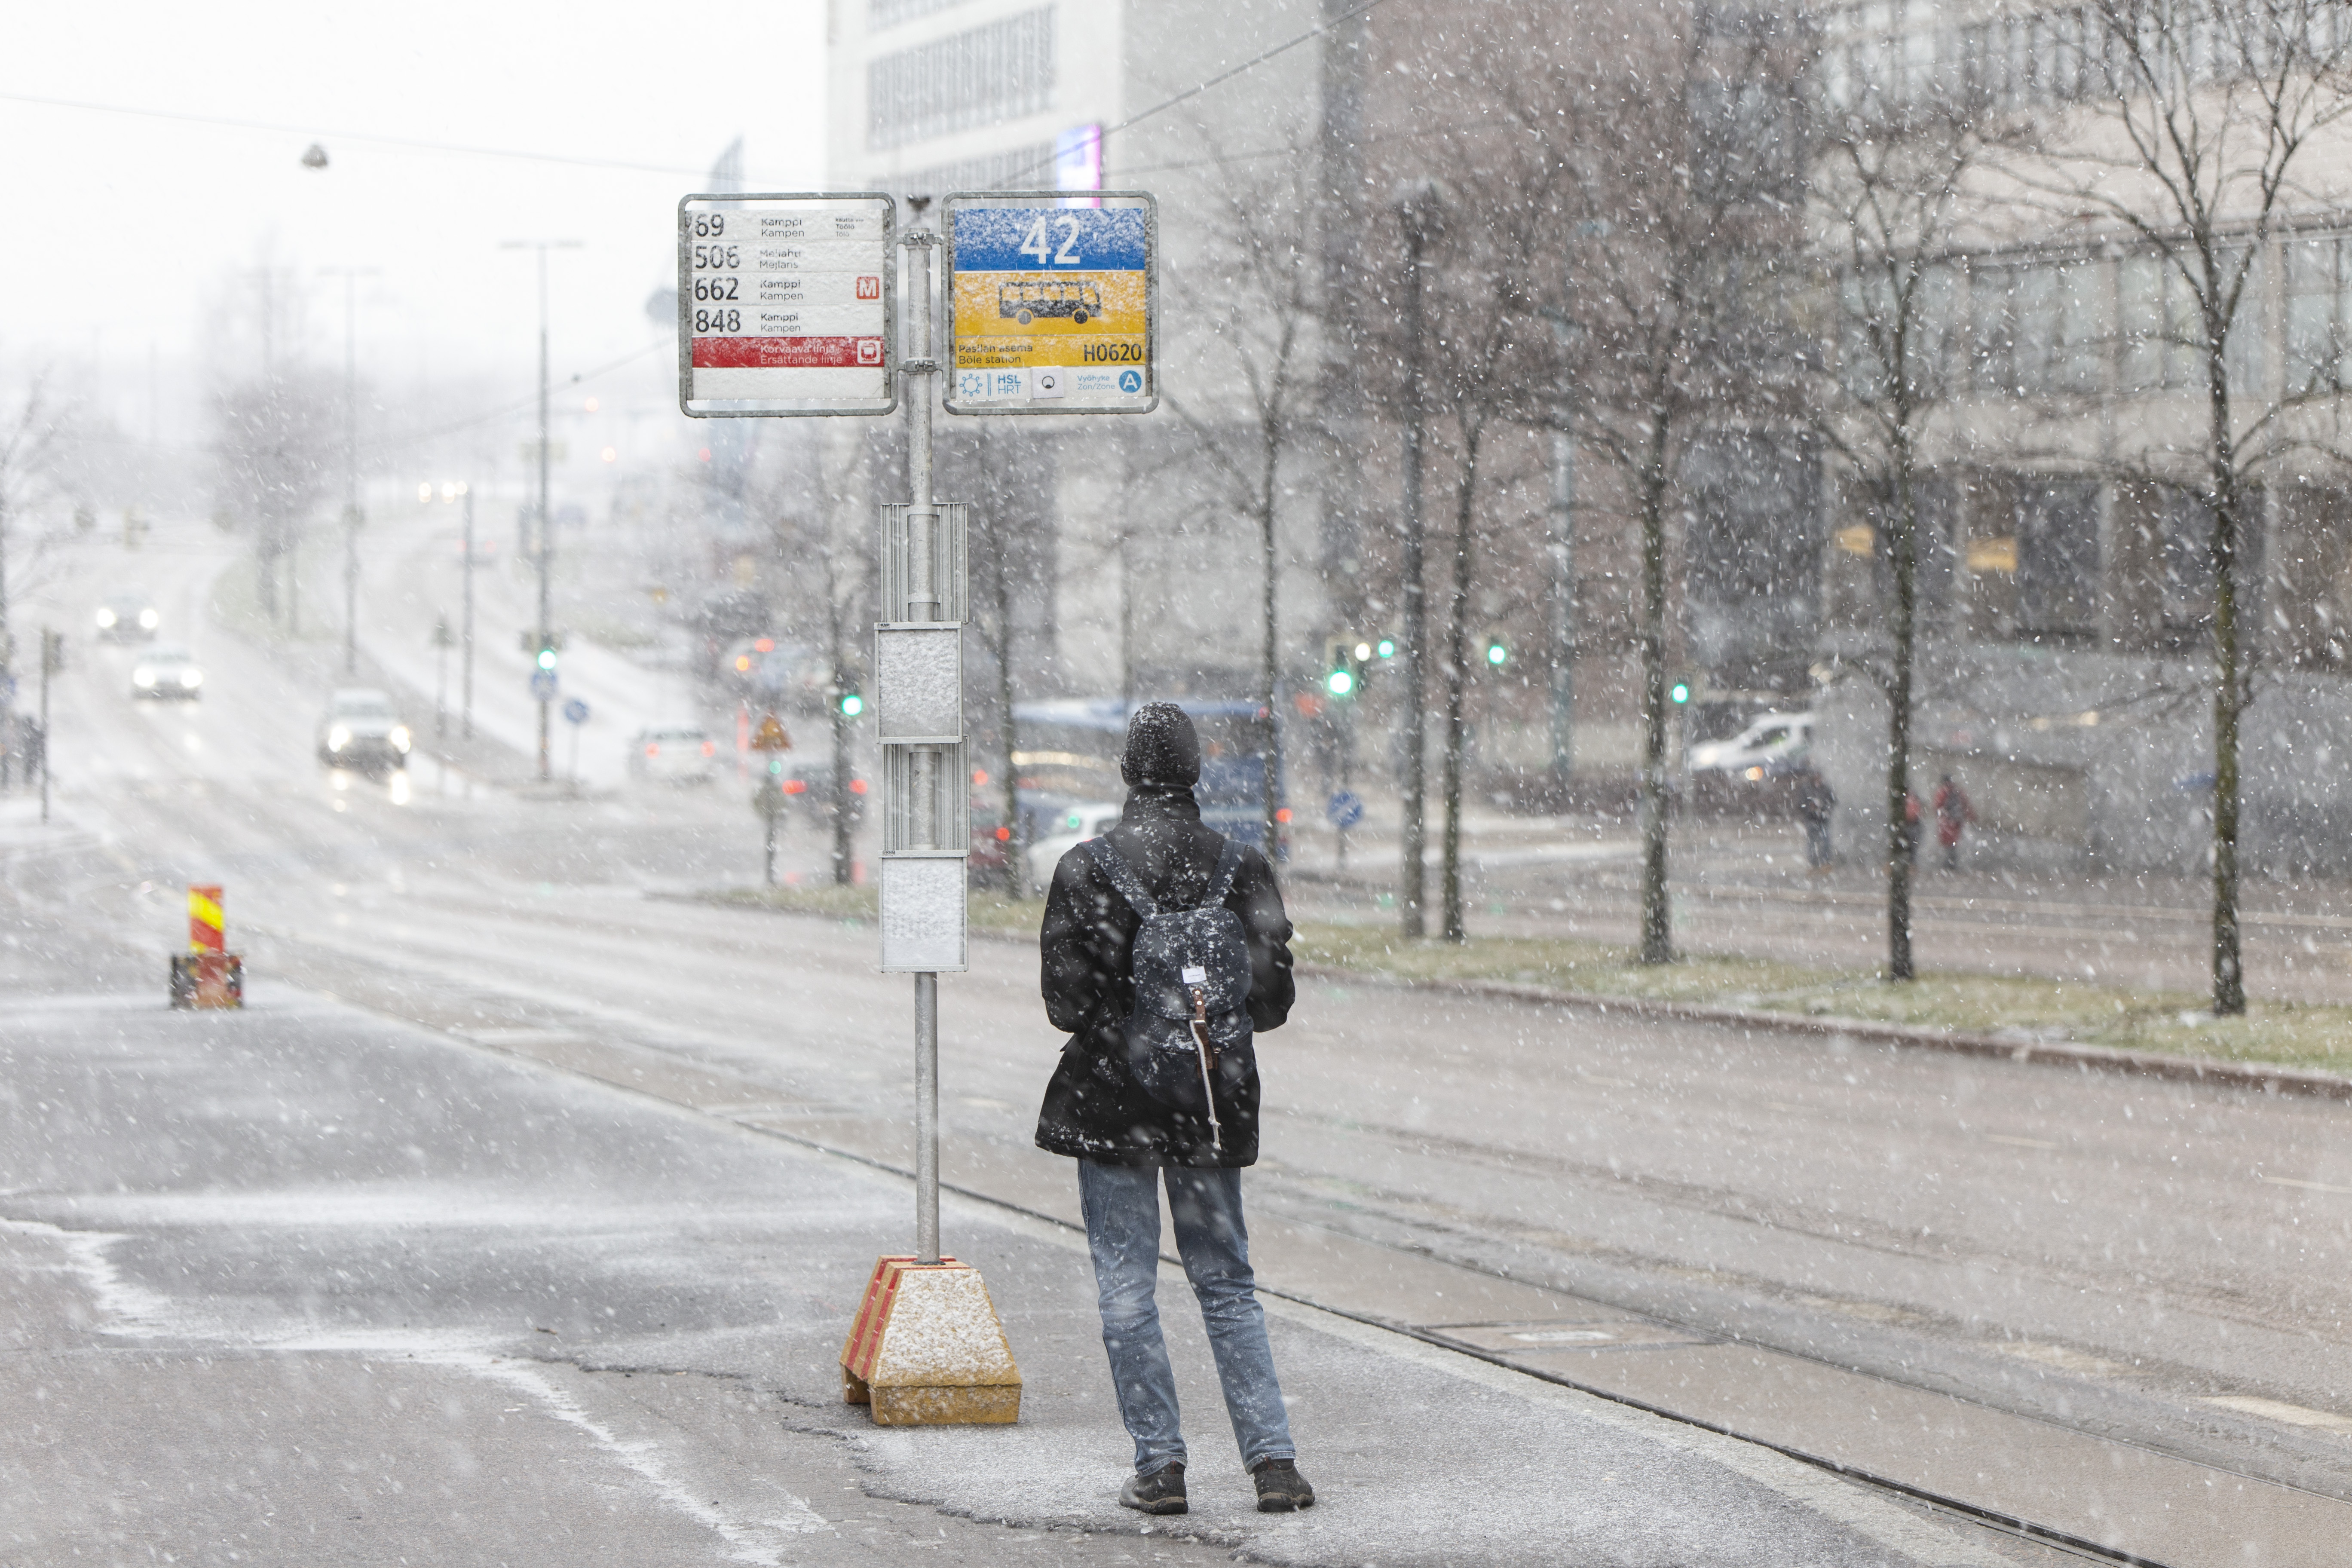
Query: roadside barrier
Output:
[[168, 883, 244, 1009]]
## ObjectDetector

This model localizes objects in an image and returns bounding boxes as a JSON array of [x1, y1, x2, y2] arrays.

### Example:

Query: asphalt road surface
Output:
[[6, 518, 2351, 1566]]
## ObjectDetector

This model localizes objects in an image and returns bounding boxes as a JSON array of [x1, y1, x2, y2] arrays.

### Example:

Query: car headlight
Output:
[[134, 668, 156, 686], [139, 608, 160, 629], [180, 668, 202, 688], [96, 608, 117, 628], [389, 726, 411, 753], [328, 726, 350, 750]]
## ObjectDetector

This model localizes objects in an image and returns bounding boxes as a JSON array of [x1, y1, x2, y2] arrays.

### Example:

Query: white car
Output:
[[1689, 711, 1815, 781], [130, 644, 203, 700], [316, 688, 413, 772], [1024, 800, 1123, 894], [631, 726, 719, 783]]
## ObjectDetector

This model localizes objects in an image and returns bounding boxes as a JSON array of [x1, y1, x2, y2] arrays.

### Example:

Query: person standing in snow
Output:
[[1795, 766, 1836, 871], [1033, 701, 1314, 1518], [1933, 773, 1975, 870]]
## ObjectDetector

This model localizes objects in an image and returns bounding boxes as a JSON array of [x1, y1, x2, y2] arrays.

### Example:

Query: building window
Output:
[[869, 0, 967, 30], [873, 140, 1055, 198], [868, 7, 1055, 153], [2286, 236, 2350, 395], [2015, 478, 2101, 638]]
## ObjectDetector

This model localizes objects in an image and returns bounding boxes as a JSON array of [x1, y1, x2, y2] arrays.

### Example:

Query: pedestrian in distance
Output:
[[1902, 789, 1926, 867], [1795, 766, 1836, 871], [1033, 701, 1315, 1519], [1933, 772, 1975, 870]]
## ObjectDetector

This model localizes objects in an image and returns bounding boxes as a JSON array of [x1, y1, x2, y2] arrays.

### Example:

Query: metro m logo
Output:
[[856, 276, 881, 300]]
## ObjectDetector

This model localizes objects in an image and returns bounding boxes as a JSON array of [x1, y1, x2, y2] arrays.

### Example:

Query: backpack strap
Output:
[[1201, 836, 1246, 910], [1083, 836, 1160, 919]]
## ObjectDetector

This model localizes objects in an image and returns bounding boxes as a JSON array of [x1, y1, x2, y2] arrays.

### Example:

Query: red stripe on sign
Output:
[[692, 336, 884, 369]]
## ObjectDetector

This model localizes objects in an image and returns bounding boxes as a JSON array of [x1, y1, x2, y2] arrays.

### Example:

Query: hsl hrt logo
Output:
[[1118, 370, 1143, 394], [855, 276, 881, 300]]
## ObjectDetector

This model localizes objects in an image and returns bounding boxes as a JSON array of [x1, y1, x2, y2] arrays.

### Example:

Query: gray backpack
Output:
[[1085, 834, 1252, 1146]]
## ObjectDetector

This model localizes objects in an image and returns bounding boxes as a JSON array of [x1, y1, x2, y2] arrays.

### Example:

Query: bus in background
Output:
[[1008, 698, 1282, 888]]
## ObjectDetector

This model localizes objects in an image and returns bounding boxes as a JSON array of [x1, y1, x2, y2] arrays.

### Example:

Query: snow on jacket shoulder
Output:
[[1033, 785, 1294, 1168]]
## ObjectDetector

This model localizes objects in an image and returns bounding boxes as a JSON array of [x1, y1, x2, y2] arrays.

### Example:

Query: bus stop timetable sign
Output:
[[678, 192, 896, 418], [943, 192, 1156, 415]]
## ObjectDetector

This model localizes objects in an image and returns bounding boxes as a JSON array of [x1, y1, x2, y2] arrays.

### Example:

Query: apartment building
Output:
[[824, 0, 1327, 705], [1807, 0, 2352, 870]]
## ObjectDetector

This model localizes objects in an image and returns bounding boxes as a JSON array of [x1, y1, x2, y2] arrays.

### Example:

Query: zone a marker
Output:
[[678, 193, 897, 418], [943, 192, 1156, 415]]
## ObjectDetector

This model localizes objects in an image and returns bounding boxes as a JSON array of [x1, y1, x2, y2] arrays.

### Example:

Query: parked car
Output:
[[1023, 800, 1123, 894], [631, 725, 719, 783], [129, 644, 202, 700], [95, 593, 160, 643], [1688, 711, 1815, 782], [315, 688, 412, 772]]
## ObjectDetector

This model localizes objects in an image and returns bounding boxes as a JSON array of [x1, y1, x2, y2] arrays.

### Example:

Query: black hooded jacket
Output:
[[1033, 786, 1295, 1167]]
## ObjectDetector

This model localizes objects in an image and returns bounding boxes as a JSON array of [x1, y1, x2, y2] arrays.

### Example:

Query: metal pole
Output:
[[536, 245, 553, 783], [905, 224, 942, 1268], [39, 628, 53, 824], [461, 487, 475, 741], [343, 271, 359, 675]]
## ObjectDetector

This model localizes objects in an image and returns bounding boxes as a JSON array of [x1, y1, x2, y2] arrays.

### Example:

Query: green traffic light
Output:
[[1376, 639, 1396, 659], [1326, 667, 1356, 698], [536, 648, 557, 671], [839, 692, 864, 717], [1670, 682, 1691, 704], [1485, 641, 1507, 667]]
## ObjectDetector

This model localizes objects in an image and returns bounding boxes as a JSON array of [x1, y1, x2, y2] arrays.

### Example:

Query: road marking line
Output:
[[2200, 1395, 2352, 1434], [2258, 1174, 2352, 1196], [1985, 1134, 2061, 1151]]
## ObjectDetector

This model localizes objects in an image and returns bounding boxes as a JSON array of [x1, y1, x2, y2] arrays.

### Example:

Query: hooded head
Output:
[[1121, 701, 1201, 790]]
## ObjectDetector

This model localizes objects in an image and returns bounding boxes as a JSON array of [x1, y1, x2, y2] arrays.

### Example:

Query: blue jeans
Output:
[[1077, 1159, 1295, 1474]]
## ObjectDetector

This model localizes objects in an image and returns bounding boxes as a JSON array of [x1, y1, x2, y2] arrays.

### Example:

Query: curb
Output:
[[1293, 964, 2352, 1103]]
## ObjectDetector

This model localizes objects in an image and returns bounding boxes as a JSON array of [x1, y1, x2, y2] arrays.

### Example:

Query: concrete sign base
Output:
[[840, 1256, 1022, 1425]]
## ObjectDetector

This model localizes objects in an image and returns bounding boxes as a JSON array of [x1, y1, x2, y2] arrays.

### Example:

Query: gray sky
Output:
[[0, 0, 827, 420]]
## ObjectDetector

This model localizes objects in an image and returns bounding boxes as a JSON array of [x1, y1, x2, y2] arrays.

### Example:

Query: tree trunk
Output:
[[1886, 429, 1918, 983], [1636, 416, 1674, 966], [2208, 322, 2245, 1016], [1441, 425, 1482, 943], [1398, 228, 1429, 939]]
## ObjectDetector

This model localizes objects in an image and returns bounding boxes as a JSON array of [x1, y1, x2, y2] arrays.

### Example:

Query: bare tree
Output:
[[214, 367, 340, 624], [940, 423, 1054, 890], [2005, 0, 2352, 1014], [1532, 5, 1810, 964], [1164, 135, 1323, 859], [1399, 151, 1562, 942], [1810, 81, 1992, 981], [769, 429, 879, 886]]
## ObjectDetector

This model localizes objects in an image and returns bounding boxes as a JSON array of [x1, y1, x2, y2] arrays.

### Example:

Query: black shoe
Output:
[[1119, 1461, 1187, 1515], [1251, 1457, 1315, 1512]]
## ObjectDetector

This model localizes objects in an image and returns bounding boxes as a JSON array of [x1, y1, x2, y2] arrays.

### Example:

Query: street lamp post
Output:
[[501, 239, 582, 783], [319, 267, 379, 675], [460, 483, 475, 741]]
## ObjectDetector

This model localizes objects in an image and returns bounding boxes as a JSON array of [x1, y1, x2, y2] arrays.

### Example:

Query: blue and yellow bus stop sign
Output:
[[943, 192, 1157, 415]]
